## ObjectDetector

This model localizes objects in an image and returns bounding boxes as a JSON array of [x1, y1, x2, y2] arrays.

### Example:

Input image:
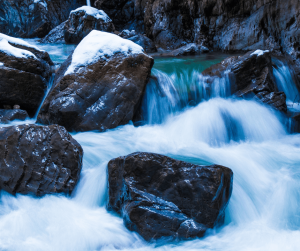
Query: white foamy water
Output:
[[0, 98, 300, 250]]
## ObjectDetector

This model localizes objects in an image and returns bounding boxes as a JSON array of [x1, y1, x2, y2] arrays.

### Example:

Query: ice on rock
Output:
[[250, 49, 269, 57], [65, 30, 144, 75], [71, 6, 111, 22], [0, 38, 36, 59]]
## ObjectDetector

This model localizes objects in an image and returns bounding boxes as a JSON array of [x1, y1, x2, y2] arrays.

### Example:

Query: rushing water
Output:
[[1, 43, 300, 251]]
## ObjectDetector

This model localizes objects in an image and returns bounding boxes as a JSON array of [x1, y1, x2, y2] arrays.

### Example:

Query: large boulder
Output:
[[64, 6, 115, 44], [119, 30, 157, 53], [0, 109, 28, 124], [0, 0, 87, 38], [202, 50, 287, 112], [37, 30, 153, 132], [108, 152, 233, 241], [0, 124, 83, 196], [40, 21, 66, 44], [0, 34, 54, 116]]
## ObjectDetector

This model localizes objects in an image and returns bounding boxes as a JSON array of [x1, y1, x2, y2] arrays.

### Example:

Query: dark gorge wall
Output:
[[95, 0, 300, 60], [0, 0, 87, 38]]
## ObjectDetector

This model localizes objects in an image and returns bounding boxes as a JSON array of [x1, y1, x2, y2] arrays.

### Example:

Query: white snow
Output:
[[0, 38, 37, 59], [71, 6, 111, 22], [0, 33, 43, 51], [250, 49, 269, 57], [65, 30, 144, 75], [0, 62, 3, 66], [34, 0, 47, 9]]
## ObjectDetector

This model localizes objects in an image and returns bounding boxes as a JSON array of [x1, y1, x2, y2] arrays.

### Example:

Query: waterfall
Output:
[[272, 58, 300, 111], [86, 0, 91, 6], [34, 73, 55, 120]]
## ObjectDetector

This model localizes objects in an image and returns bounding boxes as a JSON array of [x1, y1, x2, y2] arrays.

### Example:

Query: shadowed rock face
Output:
[[202, 50, 288, 112], [0, 109, 28, 123], [64, 7, 115, 44], [0, 38, 53, 116], [37, 34, 153, 132], [94, 0, 300, 66], [108, 152, 233, 241], [0, 124, 83, 196], [0, 0, 86, 38], [40, 21, 66, 44]]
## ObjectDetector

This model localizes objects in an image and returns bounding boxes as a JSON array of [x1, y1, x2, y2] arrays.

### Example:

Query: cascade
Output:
[[1, 41, 300, 250], [86, 0, 91, 6]]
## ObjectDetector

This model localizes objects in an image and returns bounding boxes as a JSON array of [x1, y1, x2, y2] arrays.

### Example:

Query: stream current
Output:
[[1, 42, 300, 251]]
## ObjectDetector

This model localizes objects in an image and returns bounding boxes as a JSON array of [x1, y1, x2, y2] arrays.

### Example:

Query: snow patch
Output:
[[0, 62, 3, 66], [71, 6, 111, 22], [250, 50, 269, 57], [0, 39, 37, 59], [65, 30, 144, 75], [34, 0, 47, 9], [0, 33, 43, 51]]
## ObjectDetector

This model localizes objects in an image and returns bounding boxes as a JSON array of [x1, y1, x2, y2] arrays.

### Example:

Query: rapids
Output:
[[0, 45, 300, 250]]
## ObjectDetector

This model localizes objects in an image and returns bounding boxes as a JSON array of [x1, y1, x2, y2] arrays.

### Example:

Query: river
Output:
[[0, 41, 300, 251]]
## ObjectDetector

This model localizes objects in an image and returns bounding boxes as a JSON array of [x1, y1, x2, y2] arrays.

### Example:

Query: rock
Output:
[[119, 30, 157, 53], [64, 6, 115, 44], [40, 22, 66, 43], [167, 43, 209, 57], [94, 0, 300, 57], [0, 109, 28, 123], [108, 152, 233, 241], [37, 30, 153, 132], [0, 124, 83, 196], [0, 34, 54, 116], [0, 0, 86, 38], [202, 50, 288, 112]]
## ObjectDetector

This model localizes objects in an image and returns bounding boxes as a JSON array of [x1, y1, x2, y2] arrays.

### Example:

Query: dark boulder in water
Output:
[[119, 30, 157, 53], [202, 50, 287, 112], [0, 34, 53, 116], [0, 109, 28, 123], [37, 30, 153, 132], [64, 6, 115, 44], [40, 21, 66, 44], [108, 152, 233, 241], [0, 124, 83, 196]]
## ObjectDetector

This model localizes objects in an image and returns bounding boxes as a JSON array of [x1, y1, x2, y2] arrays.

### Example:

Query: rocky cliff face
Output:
[[95, 0, 299, 65], [0, 0, 86, 38]]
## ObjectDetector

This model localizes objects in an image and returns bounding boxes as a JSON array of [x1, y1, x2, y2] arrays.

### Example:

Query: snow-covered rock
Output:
[[119, 30, 157, 53], [0, 33, 53, 116], [37, 30, 153, 132], [64, 6, 115, 44]]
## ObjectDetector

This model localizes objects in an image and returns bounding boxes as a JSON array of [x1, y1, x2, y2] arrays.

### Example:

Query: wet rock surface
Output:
[[0, 109, 28, 124], [119, 30, 157, 53], [108, 152, 233, 241], [37, 31, 153, 132], [0, 0, 86, 38], [202, 50, 288, 112], [0, 36, 53, 116], [64, 6, 115, 44], [40, 21, 66, 44], [0, 124, 83, 196]]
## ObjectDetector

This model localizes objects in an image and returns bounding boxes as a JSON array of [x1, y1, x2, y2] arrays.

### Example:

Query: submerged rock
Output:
[[0, 124, 83, 196], [0, 34, 53, 116], [37, 30, 153, 132], [108, 152, 233, 241], [40, 21, 66, 44], [0, 109, 28, 123], [64, 6, 115, 44], [202, 50, 288, 112], [119, 30, 157, 53]]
